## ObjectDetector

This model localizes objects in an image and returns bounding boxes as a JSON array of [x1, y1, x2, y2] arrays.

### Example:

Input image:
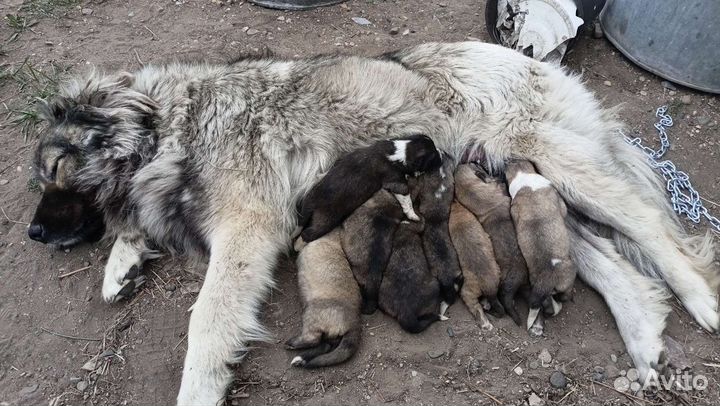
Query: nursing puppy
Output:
[[299, 135, 442, 243], [287, 229, 362, 368], [448, 201, 502, 330], [341, 189, 404, 314], [410, 157, 463, 304], [505, 160, 576, 336], [380, 219, 443, 333], [454, 163, 526, 325]]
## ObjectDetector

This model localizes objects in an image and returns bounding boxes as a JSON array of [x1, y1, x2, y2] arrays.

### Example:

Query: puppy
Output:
[[341, 189, 404, 314], [379, 218, 443, 333], [410, 157, 463, 304], [287, 229, 362, 368], [505, 160, 576, 336], [299, 135, 442, 242], [448, 201, 502, 330], [454, 163, 525, 324]]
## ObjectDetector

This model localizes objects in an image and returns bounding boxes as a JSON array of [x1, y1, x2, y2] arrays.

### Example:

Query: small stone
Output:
[[639, 90, 648, 96], [277, 15, 285, 21], [402, 29, 410, 36], [411, 370, 418, 377], [127, 11, 135, 17], [630, 381, 641, 393], [661, 81, 677, 91], [549, 371, 567, 389], [246, 28, 259, 35], [605, 364, 620, 378], [164, 283, 177, 292], [76, 381, 88, 391], [696, 116, 710, 126], [614, 376, 631, 392], [446, 327, 454, 337], [626, 368, 639, 381], [680, 95, 692, 105], [538, 349, 552, 365], [69, 377, 81, 383], [514, 366, 523, 376], [19, 384, 39, 396], [620, 369, 626, 377], [427, 350, 444, 359], [669, 90, 676, 96], [389, 27, 400, 35], [468, 359, 481, 375], [594, 366, 605, 374], [592, 371, 605, 382], [81, 8, 93, 15], [528, 392, 544, 406], [592, 22, 603, 39], [610, 354, 618, 363], [351, 17, 371, 25], [529, 361, 539, 369], [438, 2, 448, 7], [0, 179, 8, 185], [44, 41, 53, 46], [603, 80, 612, 87]]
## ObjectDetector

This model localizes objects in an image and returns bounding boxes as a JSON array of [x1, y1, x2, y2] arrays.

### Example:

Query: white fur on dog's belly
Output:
[[388, 140, 410, 164], [508, 172, 552, 199]]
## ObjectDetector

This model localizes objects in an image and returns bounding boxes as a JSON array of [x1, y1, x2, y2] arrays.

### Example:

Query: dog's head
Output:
[[400, 134, 443, 174], [28, 72, 158, 247]]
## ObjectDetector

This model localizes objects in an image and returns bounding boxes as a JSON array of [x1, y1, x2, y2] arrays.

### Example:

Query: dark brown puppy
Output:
[[288, 229, 362, 368], [410, 157, 463, 304], [506, 160, 576, 336], [448, 201, 501, 330], [299, 135, 442, 242], [454, 163, 525, 323], [341, 190, 404, 314], [379, 218, 442, 333]]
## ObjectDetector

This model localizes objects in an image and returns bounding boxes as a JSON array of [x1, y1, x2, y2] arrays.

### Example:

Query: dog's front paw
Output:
[[102, 264, 147, 303]]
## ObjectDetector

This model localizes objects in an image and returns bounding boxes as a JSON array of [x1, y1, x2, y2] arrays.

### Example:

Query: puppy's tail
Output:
[[290, 327, 360, 368]]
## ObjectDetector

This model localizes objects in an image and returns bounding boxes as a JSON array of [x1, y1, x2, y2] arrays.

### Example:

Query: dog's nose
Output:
[[28, 223, 46, 243]]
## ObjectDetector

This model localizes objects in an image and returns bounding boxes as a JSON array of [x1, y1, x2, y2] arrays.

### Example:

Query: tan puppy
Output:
[[287, 229, 362, 368], [454, 163, 525, 324], [449, 201, 501, 330], [505, 160, 576, 336]]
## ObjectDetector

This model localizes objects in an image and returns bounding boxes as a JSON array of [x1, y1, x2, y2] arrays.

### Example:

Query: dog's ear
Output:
[[37, 96, 73, 124]]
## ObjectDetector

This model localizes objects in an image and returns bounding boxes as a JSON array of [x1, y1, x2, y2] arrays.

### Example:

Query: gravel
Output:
[[549, 371, 567, 389]]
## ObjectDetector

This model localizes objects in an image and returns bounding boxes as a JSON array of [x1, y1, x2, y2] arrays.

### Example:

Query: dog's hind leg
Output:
[[568, 217, 670, 381], [532, 133, 719, 332], [176, 212, 282, 406], [102, 232, 162, 303]]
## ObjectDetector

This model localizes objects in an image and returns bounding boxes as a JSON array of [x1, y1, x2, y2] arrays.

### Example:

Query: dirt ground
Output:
[[1, 0, 719, 405]]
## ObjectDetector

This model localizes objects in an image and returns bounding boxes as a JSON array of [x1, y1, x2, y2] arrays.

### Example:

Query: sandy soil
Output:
[[0, 1, 719, 405]]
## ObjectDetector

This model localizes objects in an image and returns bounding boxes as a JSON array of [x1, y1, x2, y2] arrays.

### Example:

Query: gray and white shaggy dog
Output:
[[28, 42, 718, 405]]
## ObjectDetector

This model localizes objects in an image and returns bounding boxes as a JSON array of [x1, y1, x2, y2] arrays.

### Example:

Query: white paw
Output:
[[102, 238, 158, 303], [291, 356, 305, 367], [682, 294, 719, 332], [102, 265, 146, 303]]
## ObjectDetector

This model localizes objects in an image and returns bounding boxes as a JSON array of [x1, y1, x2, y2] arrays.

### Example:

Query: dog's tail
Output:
[[290, 327, 360, 368]]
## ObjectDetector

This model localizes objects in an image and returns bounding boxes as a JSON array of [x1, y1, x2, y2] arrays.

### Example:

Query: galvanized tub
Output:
[[249, 0, 346, 10], [600, 0, 720, 93]]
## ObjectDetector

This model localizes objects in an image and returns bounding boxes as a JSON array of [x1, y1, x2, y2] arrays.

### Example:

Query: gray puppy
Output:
[[505, 160, 576, 336], [410, 157, 463, 304], [341, 190, 404, 314], [287, 229, 362, 368], [454, 163, 525, 323]]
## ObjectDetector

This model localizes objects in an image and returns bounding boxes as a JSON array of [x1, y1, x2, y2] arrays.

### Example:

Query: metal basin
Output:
[[600, 0, 720, 93]]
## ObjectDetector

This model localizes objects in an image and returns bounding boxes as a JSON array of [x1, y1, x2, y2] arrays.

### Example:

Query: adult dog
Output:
[[28, 42, 718, 405]]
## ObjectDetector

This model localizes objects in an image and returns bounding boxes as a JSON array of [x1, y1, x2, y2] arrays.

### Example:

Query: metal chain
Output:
[[624, 106, 720, 232]]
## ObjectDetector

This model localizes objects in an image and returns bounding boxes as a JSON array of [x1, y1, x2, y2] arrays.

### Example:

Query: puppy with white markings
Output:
[[380, 218, 443, 333], [505, 160, 576, 336], [341, 189, 405, 314], [448, 201, 502, 330], [454, 163, 526, 324], [298, 135, 442, 243], [287, 229, 362, 368], [409, 156, 464, 304]]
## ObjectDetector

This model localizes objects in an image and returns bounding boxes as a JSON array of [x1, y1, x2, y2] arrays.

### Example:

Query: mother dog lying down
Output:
[[29, 42, 718, 405]]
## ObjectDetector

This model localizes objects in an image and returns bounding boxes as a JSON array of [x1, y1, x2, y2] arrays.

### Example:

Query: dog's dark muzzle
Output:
[[28, 184, 105, 247]]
